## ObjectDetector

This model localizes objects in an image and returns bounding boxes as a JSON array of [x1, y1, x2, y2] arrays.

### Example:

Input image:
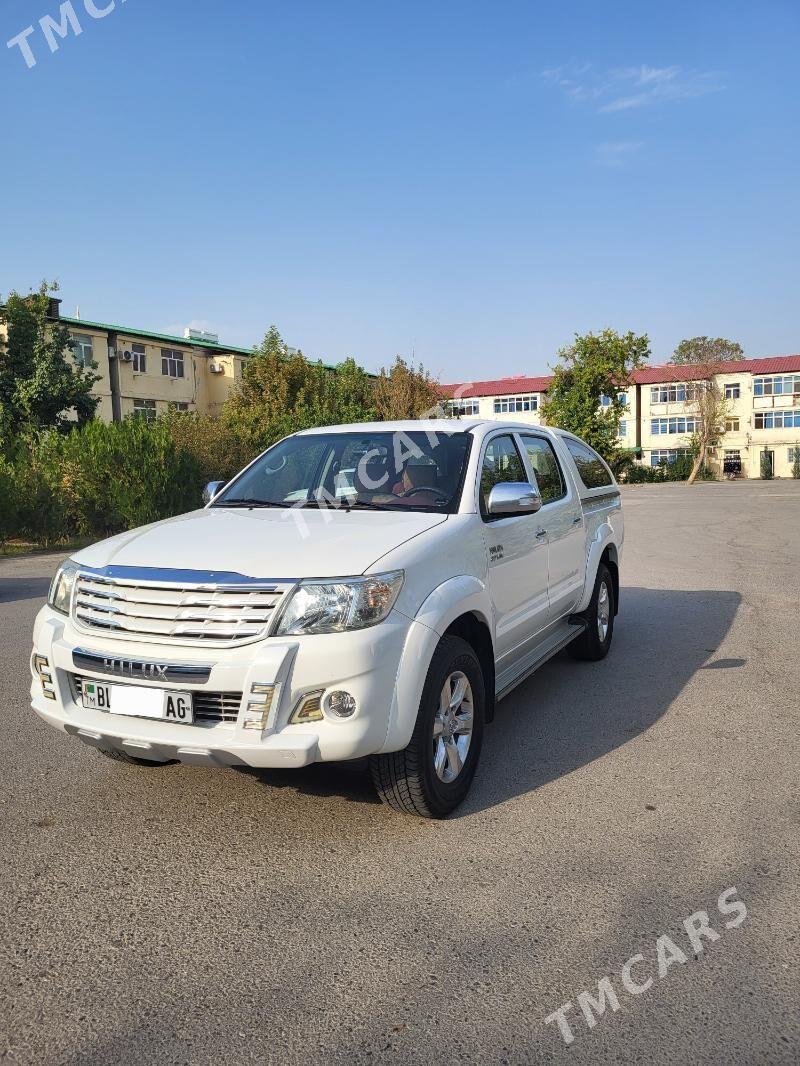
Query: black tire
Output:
[[97, 746, 168, 767], [370, 636, 485, 818], [568, 563, 615, 661]]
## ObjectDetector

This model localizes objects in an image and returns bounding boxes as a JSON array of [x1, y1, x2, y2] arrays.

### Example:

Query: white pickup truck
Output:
[[31, 420, 623, 817]]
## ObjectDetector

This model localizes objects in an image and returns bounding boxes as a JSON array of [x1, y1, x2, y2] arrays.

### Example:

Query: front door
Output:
[[519, 434, 585, 621], [479, 434, 550, 671]]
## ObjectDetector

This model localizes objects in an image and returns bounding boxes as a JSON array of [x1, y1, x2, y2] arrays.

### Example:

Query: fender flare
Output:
[[575, 525, 619, 614], [379, 576, 494, 754]]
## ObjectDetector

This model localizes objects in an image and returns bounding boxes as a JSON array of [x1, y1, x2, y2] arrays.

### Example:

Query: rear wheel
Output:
[[568, 563, 615, 661], [370, 636, 485, 818]]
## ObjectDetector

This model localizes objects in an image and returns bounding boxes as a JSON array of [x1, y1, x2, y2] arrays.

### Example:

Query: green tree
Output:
[[373, 357, 442, 420], [0, 282, 99, 443], [541, 329, 650, 462], [223, 327, 375, 452], [671, 336, 744, 365], [792, 449, 800, 479], [760, 451, 774, 480]]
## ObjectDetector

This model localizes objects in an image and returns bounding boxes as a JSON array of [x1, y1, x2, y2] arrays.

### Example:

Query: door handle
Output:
[[572, 516, 582, 525], [535, 528, 547, 539]]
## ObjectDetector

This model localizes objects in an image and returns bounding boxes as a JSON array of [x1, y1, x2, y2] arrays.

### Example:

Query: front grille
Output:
[[71, 674, 243, 725], [72, 572, 289, 647]]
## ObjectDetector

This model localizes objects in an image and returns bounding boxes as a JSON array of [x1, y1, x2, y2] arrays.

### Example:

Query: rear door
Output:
[[518, 433, 585, 622], [479, 433, 550, 668]]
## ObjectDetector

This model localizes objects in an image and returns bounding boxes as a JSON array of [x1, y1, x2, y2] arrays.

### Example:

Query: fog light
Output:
[[325, 690, 357, 719], [290, 690, 324, 724], [33, 654, 56, 701], [242, 682, 278, 730]]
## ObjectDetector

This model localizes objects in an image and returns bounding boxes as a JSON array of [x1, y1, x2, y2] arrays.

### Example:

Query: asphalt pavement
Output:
[[1, 480, 799, 1064]]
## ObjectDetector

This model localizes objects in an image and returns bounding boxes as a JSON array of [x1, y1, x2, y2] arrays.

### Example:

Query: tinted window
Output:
[[480, 435, 527, 515], [520, 436, 566, 504], [564, 437, 613, 489]]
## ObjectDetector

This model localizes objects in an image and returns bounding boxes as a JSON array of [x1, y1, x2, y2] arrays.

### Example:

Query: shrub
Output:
[[760, 451, 774, 480], [792, 450, 800, 479]]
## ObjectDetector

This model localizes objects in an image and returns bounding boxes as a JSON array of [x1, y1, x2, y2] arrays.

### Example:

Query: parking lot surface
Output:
[[2, 481, 799, 1064]]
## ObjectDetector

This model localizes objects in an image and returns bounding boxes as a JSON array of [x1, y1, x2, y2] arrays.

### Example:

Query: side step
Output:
[[495, 619, 585, 702]]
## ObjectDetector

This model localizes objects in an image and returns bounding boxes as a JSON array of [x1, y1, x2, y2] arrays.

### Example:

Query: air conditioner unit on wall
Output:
[[120, 350, 134, 362], [209, 362, 224, 374]]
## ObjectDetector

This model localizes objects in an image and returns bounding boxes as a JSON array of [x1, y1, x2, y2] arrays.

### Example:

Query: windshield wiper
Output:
[[212, 498, 293, 509]]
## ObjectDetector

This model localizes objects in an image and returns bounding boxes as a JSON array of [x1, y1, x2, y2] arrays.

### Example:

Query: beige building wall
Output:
[[60, 321, 250, 422], [638, 369, 800, 477]]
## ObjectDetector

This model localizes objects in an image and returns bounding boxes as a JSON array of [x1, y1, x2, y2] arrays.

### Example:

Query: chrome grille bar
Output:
[[71, 569, 292, 647]]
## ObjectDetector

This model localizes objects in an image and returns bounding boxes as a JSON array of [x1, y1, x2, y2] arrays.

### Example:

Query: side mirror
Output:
[[487, 481, 542, 516], [203, 480, 225, 505]]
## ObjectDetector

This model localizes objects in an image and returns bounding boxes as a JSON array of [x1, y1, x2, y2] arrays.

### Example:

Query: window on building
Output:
[[600, 392, 628, 408], [479, 435, 527, 515], [563, 436, 613, 489], [754, 410, 800, 429], [649, 448, 689, 466], [725, 418, 740, 432], [492, 395, 539, 414], [447, 399, 480, 416], [169, 401, 189, 412], [618, 420, 627, 437], [754, 374, 800, 396], [131, 343, 146, 373], [133, 399, 157, 422], [520, 435, 566, 504], [650, 416, 701, 435], [161, 348, 185, 378], [724, 382, 740, 399], [789, 448, 800, 463], [71, 334, 94, 367], [650, 383, 696, 404]]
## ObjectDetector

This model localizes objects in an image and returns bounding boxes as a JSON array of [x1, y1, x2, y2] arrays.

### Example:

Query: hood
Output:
[[73, 507, 448, 580]]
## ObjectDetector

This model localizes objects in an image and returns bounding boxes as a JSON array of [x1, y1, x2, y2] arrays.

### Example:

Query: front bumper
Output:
[[31, 606, 415, 768]]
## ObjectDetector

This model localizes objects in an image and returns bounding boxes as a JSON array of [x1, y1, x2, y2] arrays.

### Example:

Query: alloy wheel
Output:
[[432, 671, 474, 783]]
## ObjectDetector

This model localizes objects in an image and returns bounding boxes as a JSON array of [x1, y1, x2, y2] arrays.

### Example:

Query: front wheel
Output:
[[370, 636, 485, 818], [568, 563, 615, 661]]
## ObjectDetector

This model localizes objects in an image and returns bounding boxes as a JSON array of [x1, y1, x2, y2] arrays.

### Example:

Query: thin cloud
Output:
[[595, 141, 643, 167], [541, 63, 724, 113]]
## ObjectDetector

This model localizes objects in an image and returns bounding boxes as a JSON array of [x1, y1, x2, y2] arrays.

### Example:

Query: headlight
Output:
[[48, 560, 80, 615], [275, 571, 404, 636]]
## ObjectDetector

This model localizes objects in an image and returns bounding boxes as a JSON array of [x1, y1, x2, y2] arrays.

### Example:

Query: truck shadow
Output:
[[245, 586, 741, 813], [0, 575, 52, 604], [459, 586, 742, 817]]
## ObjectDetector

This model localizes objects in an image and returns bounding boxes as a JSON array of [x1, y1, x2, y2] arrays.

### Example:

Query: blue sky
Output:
[[1, 0, 798, 380]]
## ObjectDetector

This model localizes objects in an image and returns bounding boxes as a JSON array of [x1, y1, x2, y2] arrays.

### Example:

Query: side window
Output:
[[480, 435, 526, 516], [564, 437, 613, 489], [520, 436, 566, 504]]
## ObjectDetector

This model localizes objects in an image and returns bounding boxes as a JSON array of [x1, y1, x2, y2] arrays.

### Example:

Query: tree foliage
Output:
[[541, 329, 650, 462], [223, 327, 376, 452], [671, 336, 744, 365], [373, 357, 442, 420], [0, 282, 99, 444]]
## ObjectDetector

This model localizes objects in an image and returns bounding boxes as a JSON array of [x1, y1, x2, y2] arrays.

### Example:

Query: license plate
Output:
[[81, 681, 194, 724]]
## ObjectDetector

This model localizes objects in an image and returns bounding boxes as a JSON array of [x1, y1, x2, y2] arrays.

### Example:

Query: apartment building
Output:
[[442, 353, 800, 479], [1, 297, 324, 423]]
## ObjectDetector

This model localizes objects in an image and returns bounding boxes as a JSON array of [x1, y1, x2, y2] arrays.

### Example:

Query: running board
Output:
[[495, 620, 586, 702]]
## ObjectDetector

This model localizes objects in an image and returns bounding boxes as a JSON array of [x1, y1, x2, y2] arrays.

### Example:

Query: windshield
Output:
[[214, 430, 473, 513]]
